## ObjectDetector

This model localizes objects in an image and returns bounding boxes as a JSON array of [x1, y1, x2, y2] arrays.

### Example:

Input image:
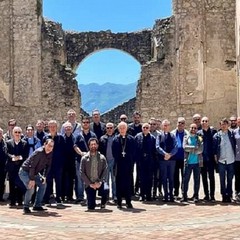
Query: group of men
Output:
[[0, 109, 240, 213]]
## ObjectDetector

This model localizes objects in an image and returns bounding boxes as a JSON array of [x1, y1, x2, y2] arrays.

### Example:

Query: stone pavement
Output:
[[1, 191, 240, 240]]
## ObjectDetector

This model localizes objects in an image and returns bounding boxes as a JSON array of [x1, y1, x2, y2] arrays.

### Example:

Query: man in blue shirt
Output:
[[181, 123, 203, 203]]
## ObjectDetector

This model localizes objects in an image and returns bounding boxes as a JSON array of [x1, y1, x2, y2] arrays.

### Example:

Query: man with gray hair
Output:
[[156, 119, 178, 202], [112, 121, 135, 209], [61, 109, 82, 138], [171, 117, 189, 199], [90, 109, 106, 140], [99, 122, 117, 203]]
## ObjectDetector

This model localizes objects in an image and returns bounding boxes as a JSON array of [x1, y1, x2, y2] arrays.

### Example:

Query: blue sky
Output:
[[43, 0, 172, 85]]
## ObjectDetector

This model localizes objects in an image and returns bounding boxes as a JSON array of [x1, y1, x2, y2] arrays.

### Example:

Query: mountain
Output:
[[78, 82, 137, 114]]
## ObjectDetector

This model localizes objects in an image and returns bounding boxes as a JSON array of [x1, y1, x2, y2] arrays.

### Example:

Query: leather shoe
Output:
[[33, 206, 46, 211], [23, 207, 31, 214], [117, 204, 122, 209], [126, 203, 133, 209]]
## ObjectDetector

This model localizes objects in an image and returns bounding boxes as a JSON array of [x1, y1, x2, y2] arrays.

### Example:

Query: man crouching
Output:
[[19, 139, 54, 214], [80, 138, 108, 210]]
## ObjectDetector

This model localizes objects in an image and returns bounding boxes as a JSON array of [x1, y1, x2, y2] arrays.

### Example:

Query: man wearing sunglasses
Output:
[[99, 122, 117, 203], [197, 116, 217, 202], [6, 126, 28, 207], [135, 123, 156, 201], [171, 117, 189, 200]]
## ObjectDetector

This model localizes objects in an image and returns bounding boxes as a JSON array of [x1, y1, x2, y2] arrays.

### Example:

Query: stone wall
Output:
[[65, 30, 152, 70], [137, 0, 236, 127], [0, 0, 80, 131], [0, 0, 238, 131], [101, 97, 136, 124], [237, 0, 240, 115]]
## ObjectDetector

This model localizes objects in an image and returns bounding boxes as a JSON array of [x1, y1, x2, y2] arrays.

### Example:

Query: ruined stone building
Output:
[[0, 0, 238, 129]]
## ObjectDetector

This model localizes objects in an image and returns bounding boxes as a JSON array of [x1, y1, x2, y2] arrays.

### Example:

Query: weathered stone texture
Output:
[[0, 1, 80, 130], [236, 0, 240, 115], [101, 97, 136, 124], [65, 30, 152, 70], [0, 0, 238, 130]]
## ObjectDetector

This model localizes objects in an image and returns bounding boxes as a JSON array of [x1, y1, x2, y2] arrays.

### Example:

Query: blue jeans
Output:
[[218, 162, 234, 197], [106, 159, 116, 199], [75, 160, 84, 200], [183, 163, 200, 198], [19, 168, 46, 208]]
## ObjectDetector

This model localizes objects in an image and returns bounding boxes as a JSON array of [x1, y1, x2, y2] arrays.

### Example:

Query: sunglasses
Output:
[[106, 127, 113, 129], [202, 120, 208, 123], [82, 121, 90, 124], [178, 122, 185, 124], [143, 127, 149, 129], [14, 131, 21, 134], [149, 123, 156, 125], [193, 118, 200, 121], [190, 127, 197, 130]]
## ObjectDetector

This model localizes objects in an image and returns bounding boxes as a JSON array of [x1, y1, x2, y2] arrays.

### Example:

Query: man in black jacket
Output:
[[6, 126, 28, 207], [99, 122, 117, 202], [19, 139, 54, 214], [197, 116, 217, 202]]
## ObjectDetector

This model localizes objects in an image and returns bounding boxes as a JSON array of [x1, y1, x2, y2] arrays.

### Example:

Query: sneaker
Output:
[[33, 206, 46, 211], [100, 204, 106, 209], [23, 207, 31, 214]]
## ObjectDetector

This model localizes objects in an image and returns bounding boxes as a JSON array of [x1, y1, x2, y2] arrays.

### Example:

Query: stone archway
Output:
[[65, 30, 152, 70]]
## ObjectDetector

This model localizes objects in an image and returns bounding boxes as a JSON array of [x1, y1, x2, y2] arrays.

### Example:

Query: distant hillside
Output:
[[79, 82, 137, 114]]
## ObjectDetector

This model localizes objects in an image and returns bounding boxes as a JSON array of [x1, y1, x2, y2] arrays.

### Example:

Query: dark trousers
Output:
[[174, 159, 184, 197], [201, 160, 215, 198], [153, 158, 162, 197], [8, 168, 26, 204], [160, 160, 176, 200], [218, 162, 234, 198], [62, 164, 75, 200], [0, 164, 6, 200], [183, 163, 200, 198], [45, 167, 63, 203], [139, 164, 153, 200], [85, 184, 107, 209], [235, 161, 240, 194]]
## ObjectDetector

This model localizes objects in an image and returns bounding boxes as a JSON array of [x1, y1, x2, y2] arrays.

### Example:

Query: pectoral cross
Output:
[[122, 151, 126, 157]]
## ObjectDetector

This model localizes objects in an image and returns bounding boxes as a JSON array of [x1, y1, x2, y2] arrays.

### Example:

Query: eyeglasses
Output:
[[178, 122, 185, 124], [106, 127, 113, 129], [9, 124, 16, 127], [82, 121, 90, 124], [143, 127, 149, 129], [14, 131, 21, 134], [202, 120, 208, 123], [120, 118, 126, 121]]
